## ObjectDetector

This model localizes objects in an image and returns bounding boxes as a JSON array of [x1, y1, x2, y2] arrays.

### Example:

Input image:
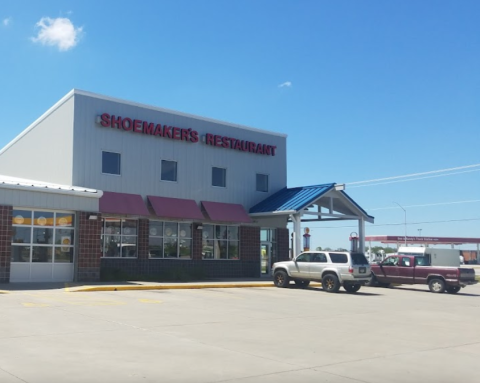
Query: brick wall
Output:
[[0, 206, 12, 283], [277, 228, 290, 262], [77, 212, 102, 282], [192, 222, 203, 260], [100, 225, 261, 280]]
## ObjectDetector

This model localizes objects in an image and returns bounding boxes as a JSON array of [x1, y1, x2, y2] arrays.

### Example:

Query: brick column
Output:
[[77, 212, 102, 282], [137, 219, 149, 259], [277, 228, 290, 262], [0, 206, 12, 283], [192, 222, 203, 260], [240, 226, 260, 261]]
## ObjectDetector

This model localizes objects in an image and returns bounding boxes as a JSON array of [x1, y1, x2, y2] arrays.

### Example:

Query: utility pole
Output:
[[393, 202, 407, 246]]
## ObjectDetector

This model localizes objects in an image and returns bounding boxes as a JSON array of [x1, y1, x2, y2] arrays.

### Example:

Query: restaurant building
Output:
[[0, 90, 373, 283]]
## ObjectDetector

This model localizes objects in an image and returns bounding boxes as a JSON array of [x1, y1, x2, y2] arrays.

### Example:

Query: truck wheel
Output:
[[428, 278, 446, 293], [273, 270, 290, 288], [322, 274, 340, 293], [294, 280, 310, 288], [446, 286, 461, 294], [365, 273, 377, 287], [344, 284, 361, 293]]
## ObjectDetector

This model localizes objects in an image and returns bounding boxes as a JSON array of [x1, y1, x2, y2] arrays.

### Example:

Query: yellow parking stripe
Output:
[[22, 302, 50, 307], [138, 299, 162, 304]]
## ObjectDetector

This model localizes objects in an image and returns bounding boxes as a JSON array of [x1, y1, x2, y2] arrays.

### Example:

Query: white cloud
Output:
[[31, 17, 83, 51], [278, 81, 292, 88], [3, 17, 12, 26]]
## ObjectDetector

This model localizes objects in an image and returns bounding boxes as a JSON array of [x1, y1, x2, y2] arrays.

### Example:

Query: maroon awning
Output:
[[99, 191, 150, 216], [147, 196, 204, 220], [201, 201, 252, 223]]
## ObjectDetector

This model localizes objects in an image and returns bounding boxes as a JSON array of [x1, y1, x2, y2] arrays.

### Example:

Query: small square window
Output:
[[212, 167, 226, 187], [102, 151, 121, 175], [256, 174, 268, 192], [161, 160, 177, 182]]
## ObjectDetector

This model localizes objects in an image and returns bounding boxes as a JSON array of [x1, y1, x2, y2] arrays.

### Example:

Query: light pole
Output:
[[418, 229, 422, 237], [393, 201, 407, 246]]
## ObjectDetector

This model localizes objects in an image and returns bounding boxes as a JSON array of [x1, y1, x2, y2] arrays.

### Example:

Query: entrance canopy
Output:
[[250, 183, 374, 256]]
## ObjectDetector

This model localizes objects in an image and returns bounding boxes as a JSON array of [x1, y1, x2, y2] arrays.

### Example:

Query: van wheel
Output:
[[446, 286, 461, 294], [322, 274, 340, 293], [428, 278, 446, 293], [344, 284, 361, 293], [294, 280, 310, 288], [273, 270, 290, 288]]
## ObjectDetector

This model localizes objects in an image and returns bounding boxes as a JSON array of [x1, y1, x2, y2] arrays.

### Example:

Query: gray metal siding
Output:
[[72, 94, 287, 210], [0, 189, 99, 211], [0, 96, 74, 185]]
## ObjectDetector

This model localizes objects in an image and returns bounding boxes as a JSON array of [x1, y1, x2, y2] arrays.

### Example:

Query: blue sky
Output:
[[1, 0, 479, 250]]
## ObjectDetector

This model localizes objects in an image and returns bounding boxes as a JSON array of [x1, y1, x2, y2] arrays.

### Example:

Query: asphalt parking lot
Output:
[[1, 283, 480, 383]]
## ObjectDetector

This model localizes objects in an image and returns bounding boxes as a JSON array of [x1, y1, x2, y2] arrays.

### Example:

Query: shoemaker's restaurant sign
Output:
[[97, 113, 277, 156]]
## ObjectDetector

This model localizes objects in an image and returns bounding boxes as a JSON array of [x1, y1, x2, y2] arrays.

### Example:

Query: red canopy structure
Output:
[[365, 235, 480, 246]]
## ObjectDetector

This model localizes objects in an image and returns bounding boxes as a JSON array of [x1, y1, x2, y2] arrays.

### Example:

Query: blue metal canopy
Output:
[[249, 183, 373, 221], [249, 183, 336, 214]]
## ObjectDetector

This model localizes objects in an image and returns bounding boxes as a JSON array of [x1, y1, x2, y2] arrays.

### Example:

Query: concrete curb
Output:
[[73, 283, 277, 292], [73, 282, 323, 293]]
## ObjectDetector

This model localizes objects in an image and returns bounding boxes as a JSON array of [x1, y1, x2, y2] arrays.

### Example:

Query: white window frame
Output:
[[11, 209, 76, 264], [161, 159, 178, 183], [148, 221, 193, 259], [212, 166, 227, 188], [101, 218, 138, 258], [101, 150, 121, 176], [256, 173, 269, 192], [202, 224, 240, 260]]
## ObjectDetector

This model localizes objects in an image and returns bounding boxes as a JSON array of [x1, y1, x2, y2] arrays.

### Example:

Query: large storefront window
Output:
[[149, 221, 192, 259], [202, 225, 239, 260], [101, 218, 138, 258], [11, 210, 75, 263]]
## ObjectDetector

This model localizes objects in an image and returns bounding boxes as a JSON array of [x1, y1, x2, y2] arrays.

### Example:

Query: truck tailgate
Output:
[[459, 268, 477, 283]]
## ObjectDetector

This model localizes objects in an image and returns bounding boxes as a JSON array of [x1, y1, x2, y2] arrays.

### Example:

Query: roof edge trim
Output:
[[0, 182, 102, 198]]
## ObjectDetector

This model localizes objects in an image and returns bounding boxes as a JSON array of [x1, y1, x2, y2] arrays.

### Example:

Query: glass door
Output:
[[260, 243, 271, 275]]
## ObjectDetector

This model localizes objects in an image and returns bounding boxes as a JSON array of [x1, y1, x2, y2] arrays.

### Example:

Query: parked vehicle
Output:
[[368, 254, 477, 293], [272, 251, 371, 293]]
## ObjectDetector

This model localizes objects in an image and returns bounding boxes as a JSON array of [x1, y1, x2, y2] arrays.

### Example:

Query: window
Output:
[[161, 160, 177, 182], [260, 228, 276, 242], [256, 174, 268, 192], [382, 256, 399, 266], [329, 253, 348, 263], [351, 253, 369, 265], [202, 225, 239, 260], [295, 253, 310, 262], [102, 151, 121, 175], [401, 257, 411, 267], [212, 167, 226, 187], [101, 218, 138, 258], [311, 253, 327, 263], [415, 256, 430, 266], [149, 221, 192, 259], [11, 210, 75, 263]]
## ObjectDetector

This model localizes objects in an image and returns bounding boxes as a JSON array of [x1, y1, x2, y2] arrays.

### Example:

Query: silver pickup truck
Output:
[[272, 251, 371, 293]]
